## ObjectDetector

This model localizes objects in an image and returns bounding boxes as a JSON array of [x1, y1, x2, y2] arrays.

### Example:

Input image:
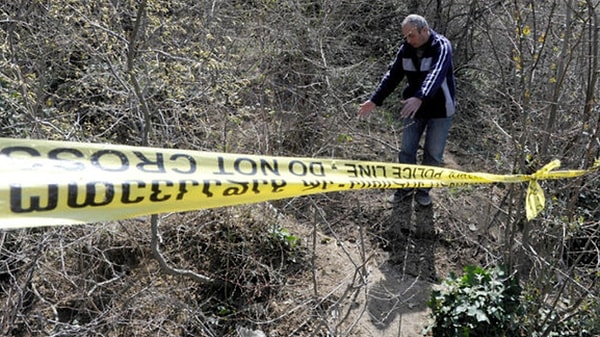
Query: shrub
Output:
[[425, 265, 522, 337]]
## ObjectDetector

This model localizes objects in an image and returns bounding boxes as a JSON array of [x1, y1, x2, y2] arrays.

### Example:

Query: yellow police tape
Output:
[[0, 138, 598, 229]]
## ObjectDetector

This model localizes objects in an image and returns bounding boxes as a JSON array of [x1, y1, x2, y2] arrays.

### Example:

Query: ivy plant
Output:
[[425, 265, 522, 337]]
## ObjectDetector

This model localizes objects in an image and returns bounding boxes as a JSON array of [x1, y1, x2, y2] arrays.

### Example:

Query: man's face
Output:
[[402, 24, 429, 48]]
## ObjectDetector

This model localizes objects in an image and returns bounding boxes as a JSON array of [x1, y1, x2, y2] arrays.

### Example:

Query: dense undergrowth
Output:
[[1, 0, 599, 336]]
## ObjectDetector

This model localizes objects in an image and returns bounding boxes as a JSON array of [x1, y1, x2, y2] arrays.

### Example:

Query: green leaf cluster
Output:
[[426, 265, 522, 337], [268, 225, 300, 250]]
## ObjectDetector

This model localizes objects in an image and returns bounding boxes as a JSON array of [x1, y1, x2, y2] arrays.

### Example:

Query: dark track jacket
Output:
[[370, 29, 456, 118]]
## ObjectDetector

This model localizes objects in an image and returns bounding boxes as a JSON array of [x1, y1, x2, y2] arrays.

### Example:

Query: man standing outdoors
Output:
[[358, 14, 456, 207]]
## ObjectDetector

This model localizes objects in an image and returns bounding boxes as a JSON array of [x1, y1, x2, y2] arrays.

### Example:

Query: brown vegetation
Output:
[[1, 1, 599, 336]]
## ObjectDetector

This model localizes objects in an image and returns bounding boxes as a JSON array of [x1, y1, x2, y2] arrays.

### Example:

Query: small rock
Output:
[[237, 326, 266, 337]]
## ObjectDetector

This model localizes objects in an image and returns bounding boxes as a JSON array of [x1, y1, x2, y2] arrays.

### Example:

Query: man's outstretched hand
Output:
[[358, 100, 376, 117]]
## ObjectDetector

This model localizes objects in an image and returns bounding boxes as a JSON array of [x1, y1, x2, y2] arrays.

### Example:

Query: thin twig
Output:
[[150, 214, 212, 283]]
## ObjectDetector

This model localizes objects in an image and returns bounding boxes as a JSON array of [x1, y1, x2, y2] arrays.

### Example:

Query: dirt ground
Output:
[[265, 149, 496, 336]]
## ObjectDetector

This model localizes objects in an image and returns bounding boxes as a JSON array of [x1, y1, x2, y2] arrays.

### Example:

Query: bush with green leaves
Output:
[[425, 265, 522, 337]]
